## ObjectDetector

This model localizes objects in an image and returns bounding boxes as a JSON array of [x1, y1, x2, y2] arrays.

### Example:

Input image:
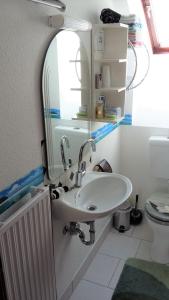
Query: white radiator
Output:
[[0, 187, 57, 300]]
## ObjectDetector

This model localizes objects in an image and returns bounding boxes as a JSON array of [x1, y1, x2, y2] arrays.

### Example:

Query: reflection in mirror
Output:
[[42, 30, 91, 182]]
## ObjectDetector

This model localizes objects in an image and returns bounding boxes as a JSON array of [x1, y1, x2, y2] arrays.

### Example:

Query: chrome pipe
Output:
[[60, 135, 72, 171], [75, 138, 96, 187], [63, 221, 96, 246]]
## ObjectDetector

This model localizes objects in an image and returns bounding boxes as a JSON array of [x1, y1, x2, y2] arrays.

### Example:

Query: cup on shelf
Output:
[[104, 106, 121, 120], [79, 105, 87, 113], [102, 65, 111, 88], [76, 105, 88, 118]]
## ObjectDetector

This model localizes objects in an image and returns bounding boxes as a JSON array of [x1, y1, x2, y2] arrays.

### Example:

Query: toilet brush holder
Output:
[[130, 194, 143, 225]]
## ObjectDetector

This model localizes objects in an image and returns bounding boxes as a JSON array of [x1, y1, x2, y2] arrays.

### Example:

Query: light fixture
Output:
[[31, 0, 66, 12]]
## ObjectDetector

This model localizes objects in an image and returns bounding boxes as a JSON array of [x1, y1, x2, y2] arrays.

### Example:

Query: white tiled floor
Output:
[[69, 280, 113, 300], [69, 217, 153, 300], [83, 254, 119, 286], [136, 240, 152, 261]]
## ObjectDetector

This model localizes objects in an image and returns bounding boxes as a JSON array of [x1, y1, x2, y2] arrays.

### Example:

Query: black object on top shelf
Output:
[[100, 9, 121, 24]]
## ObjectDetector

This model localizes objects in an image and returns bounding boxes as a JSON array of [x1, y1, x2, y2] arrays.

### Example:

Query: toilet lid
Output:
[[145, 192, 169, 223]]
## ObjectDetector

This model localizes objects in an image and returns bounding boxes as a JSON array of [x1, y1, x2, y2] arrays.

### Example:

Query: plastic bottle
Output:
[[96, 100, 104, 119]]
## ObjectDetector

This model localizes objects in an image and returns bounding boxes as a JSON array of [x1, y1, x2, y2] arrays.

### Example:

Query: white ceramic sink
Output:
[[52, 172, 132, 222]]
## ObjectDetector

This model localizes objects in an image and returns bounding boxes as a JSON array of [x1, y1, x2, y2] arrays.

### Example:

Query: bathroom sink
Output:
[[52, 172, 132, 222]]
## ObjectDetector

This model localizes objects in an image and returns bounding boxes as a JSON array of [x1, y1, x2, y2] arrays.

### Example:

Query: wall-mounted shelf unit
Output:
[[92, 23, 128, 122]]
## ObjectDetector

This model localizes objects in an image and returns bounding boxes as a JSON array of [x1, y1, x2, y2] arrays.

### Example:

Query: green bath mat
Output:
[[112, 258, 169, 300]]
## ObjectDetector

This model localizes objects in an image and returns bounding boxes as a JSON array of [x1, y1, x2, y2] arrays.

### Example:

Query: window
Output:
[[127, 0, 169, 129], [141, 0, 169, 54]]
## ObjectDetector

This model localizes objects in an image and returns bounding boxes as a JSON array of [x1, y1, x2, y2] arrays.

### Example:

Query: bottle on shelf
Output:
[[96, 98, 104, 119], [104, 105, 121, 120], [95, 73, 103, 89], [99, 95, 106, 107], [95, 30, 104, 51]]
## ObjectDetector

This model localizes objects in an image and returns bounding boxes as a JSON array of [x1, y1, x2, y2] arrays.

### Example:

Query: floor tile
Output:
[[69, 280, 113, 300], [108, 259, 125, 289], [99, 232, 140, 259], [132, 217, 153, 242], [83, 253, 119, 286], [111, 225, 135, 237], [136, 240, 152, 261]]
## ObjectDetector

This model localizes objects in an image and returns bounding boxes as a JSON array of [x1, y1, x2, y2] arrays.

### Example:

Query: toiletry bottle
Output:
[[96, 99, 104, 119], [95, 73, 103, 89], [99, 95, 106, 105], [99, 95, 106, 116], [95, 30, 104, 51]]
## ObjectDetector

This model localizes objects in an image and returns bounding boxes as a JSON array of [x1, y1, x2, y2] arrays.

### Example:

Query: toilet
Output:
[[145, 136, 169, 264]]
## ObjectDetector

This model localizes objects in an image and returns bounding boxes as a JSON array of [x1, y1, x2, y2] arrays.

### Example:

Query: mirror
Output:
[[42, 29, 91, 182]]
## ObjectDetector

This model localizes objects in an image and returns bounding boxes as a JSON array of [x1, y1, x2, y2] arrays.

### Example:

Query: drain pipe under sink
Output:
[[63, 221, 95, 246]]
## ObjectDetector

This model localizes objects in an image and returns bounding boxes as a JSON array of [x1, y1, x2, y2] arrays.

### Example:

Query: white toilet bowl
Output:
[[145, 192, 169, 264]]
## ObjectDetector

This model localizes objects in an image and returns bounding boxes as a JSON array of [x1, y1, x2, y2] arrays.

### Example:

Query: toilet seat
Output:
[[145, 192, 169, 225], [145, 192, 169, 264]]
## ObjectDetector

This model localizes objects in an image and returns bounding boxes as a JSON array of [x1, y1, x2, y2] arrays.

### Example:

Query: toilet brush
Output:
[[130, 194, 143, 225]]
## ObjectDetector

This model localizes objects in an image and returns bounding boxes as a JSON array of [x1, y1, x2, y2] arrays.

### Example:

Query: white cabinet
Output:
[[92, 23, 128, 122]]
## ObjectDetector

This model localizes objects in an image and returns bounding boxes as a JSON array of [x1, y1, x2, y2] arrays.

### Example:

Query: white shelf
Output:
[[70, 88, 87, 91], [94, 58, 127, 63], [95, 87, 126, 93], [72, 116, 88, 121], [94, 23, 128, 29], [69, 60, 85, 63], [94, 117, 124, 123]]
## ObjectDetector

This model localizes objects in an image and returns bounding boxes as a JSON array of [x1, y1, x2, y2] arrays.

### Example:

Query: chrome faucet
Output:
[[60, 136, 72, 171], [75, 138, 96, 187]]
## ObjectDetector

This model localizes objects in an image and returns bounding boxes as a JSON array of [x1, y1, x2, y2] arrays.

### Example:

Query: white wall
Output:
[[0, 0, 51, 189], [120, 126, 169, 208]]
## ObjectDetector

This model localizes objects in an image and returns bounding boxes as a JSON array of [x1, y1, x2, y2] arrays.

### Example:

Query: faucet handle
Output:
[[80, 161, 86, 174], [91, 140, 96, 152], [50, 186, 64, 200], [68, 158, 72, 168]]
